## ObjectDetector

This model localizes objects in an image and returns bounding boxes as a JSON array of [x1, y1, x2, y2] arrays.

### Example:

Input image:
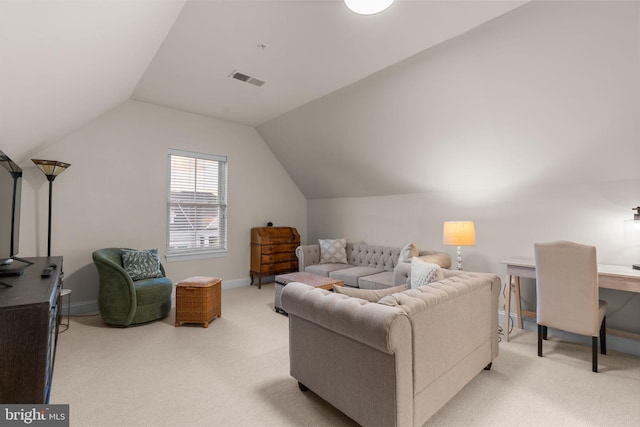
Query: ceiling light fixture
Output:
[[344, 0, 395, 15]]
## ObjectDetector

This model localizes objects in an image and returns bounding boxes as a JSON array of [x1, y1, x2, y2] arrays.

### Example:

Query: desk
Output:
[[501, 257, 640, 341]]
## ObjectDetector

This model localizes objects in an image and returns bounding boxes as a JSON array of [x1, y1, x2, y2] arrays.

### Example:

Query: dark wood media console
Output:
[[0, 256, 63, 403]]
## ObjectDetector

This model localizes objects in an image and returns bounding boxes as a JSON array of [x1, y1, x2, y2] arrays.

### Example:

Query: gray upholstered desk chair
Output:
[[534, 241, 607, 372]]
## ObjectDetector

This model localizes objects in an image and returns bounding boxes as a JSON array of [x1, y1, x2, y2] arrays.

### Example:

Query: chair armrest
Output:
[[92, 250, 137, 325], [295, 245, 320, 272]]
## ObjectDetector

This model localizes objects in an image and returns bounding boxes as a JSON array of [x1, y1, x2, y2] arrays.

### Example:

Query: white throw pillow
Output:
[[410, 257, 444, 289], [399, 242, 419, 263], [319, 238, 348, 264]]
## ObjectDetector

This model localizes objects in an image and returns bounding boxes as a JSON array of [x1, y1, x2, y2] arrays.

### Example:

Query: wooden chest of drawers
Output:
[[250, 226, 300, 289]]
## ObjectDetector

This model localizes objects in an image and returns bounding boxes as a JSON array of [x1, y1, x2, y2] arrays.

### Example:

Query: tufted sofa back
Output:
[[346, 243, 402, 271]]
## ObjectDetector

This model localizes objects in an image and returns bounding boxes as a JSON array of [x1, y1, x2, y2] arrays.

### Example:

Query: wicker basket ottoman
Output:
[[274, 272, 344, 314], [175, 276, 222, 328]]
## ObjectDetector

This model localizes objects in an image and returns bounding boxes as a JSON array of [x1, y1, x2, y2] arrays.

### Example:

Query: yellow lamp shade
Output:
[[443, 221, 476, 246]]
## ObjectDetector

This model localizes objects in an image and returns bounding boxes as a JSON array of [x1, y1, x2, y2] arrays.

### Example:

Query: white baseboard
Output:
[[66, 299, 98, 316], [66, 277, 255, 315], [222, 277, 252, 289], [498, 310, 640, 357]]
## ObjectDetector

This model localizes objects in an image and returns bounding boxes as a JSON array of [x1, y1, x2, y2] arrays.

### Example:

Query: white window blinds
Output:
[[167, 149, 227, 261]]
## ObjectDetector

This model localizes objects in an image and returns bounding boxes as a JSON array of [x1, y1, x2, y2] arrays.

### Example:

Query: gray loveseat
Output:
[[281, 269, 500, 427], [296, 242, 451, 289]]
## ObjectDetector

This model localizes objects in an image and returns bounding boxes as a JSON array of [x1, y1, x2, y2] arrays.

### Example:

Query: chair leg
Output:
[[542, 325, 548, 340], [537, 324, 543, 357], [600, 316, 607, 355], [592, 336, 598, 373]]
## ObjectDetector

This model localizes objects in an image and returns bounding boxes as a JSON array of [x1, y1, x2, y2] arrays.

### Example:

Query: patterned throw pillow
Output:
[[121, 248, 163, 281], [398, 242, 419, 263], [318, 239, 348, 264], [410, 257, 444, 289]]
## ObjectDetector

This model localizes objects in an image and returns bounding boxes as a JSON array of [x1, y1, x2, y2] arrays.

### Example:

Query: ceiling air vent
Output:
[[229, 70, 266, 87]]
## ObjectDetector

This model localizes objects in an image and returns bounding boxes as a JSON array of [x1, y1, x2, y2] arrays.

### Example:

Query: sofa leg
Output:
[[484, 363, 492, 371], [298, 382, 309, 392]]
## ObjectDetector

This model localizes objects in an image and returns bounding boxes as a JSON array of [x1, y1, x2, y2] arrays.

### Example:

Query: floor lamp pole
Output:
[[47, 178, 53, 257]]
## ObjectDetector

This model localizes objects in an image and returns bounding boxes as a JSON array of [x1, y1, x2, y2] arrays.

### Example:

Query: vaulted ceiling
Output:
[[0, 0, 528, 165]]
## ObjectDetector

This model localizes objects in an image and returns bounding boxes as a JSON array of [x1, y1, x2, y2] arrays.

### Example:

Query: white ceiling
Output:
[[132, 0, 529, 126], [0, 0, 528, 164]]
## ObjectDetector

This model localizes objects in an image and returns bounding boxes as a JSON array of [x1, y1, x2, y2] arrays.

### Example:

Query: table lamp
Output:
[[443, 221, 476, 271], [623, 207, 640, 270]]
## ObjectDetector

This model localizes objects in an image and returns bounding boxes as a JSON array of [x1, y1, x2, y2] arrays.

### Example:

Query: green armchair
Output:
[[92, 248, 173, 327]]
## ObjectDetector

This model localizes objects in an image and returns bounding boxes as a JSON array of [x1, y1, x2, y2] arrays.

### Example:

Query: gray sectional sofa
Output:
[[281, 269, 501, 427], [295, 242, 451, 289]]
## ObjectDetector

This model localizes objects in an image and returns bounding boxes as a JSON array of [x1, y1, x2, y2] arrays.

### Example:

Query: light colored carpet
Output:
[[52, 283, 640, 426]]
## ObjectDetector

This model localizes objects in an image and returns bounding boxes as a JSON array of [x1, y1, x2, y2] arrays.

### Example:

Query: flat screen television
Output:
[[0, 149, 28, 277]]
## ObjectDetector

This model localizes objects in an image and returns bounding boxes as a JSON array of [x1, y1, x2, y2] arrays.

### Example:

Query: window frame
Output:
[[166, 148, 228, 262]]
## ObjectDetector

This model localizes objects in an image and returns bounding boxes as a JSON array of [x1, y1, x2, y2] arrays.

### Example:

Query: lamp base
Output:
[[633, 264, 640, 271]]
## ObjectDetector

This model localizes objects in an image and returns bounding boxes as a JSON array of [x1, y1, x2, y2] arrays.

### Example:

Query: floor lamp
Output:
[[0, 152, 22, 257], [32, 159, 71, 257], [443, 221, 476, 271]]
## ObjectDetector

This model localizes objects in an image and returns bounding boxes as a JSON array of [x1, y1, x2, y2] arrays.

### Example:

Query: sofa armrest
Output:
[[417, 250, 452, 269], [295, 245, 320, 272], [282, 282, 410, 353], [282, 282, 413, 427], [392, 250, 452, 285], [393, 261, 412, 286]]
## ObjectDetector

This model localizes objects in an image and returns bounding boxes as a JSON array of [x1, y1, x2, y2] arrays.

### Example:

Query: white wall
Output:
[[270, 1, 640, 337], [18, 100, 306, 308], [308, 180, 640, 335]]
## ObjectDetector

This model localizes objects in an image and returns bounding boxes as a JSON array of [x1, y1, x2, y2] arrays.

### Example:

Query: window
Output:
[[167, 149, 227, 261]]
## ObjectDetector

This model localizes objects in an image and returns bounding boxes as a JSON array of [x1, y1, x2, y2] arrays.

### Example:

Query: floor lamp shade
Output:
[[443, 221, 476, 270], [32, 159, 71, 179], [32, 159, 71, 257]]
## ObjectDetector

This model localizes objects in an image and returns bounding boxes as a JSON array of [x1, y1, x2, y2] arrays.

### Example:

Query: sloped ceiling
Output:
[[0, 0, 186, 164], [132, 0, 528, 126], [0, 0, 527, 166], [257, 1, 640, 200]]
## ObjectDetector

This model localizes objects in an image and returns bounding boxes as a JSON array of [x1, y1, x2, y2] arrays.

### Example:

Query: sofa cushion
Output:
[[134, 276, 173, 305], [121, 248, 163, 281], [306, 263, 352, 277], [330, 266, 385, 287], [409, 257, 443, 289], [358, 271, 396, 289], [333, 284, 408, 302], [319, 238, 348, 264]]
